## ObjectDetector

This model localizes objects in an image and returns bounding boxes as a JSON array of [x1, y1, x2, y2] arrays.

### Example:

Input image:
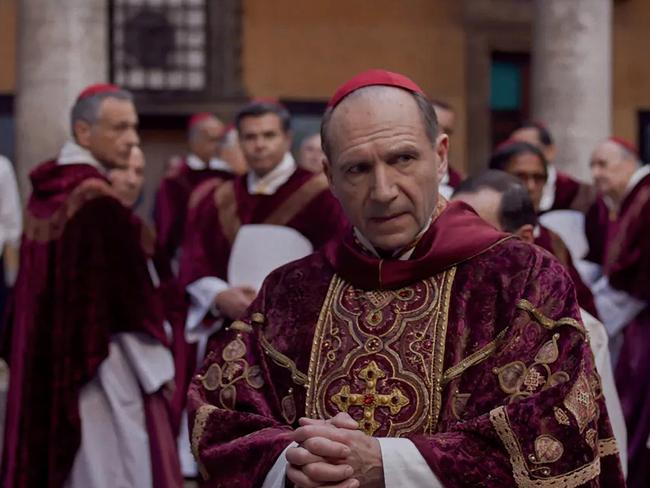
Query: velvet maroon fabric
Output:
[[178, 167, 347, 287], [549, 170, 597, 213], [188, 209, 624, 487], [604, 172, 650, 488], [324, 201, 507, 290], [0, 161, 170, 488], [534, 225, 598, 318], [154, 158, 234, 265], [584, 197, 611, 265]]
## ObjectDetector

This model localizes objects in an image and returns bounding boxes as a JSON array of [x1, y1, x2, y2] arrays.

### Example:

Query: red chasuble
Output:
[[154, 157, 234, 265], [178, 167, 347, 287], [549, 170, 597, 213], [534, 225, 598, 318], [604, 172, 650, 488], [188, 201, 624, 487], [0, 161, 173, 488]]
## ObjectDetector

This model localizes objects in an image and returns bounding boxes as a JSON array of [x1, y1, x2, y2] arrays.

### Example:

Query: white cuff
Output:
[[592, 276, 646, 337], [186, 277, 230, 339], [262, 442, 297, 488], [378, 437, 443, 487]]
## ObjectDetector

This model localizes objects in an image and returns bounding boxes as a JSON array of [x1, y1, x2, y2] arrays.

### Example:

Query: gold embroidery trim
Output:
[[442, 326, 509, 386], [597, 438, 619, 458], [265, 173, 329, 226], [489, 406, 600, 487], [429, 267, 455, 431], [214, 180, 241, 244], [517, 299, 586, 337], [304, 275, 339, 416], [191, 404, 218, 480], [259, 333, 308, 386]]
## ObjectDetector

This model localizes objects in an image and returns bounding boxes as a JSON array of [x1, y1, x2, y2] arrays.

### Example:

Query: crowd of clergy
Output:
[[0, 68, 648, 488]]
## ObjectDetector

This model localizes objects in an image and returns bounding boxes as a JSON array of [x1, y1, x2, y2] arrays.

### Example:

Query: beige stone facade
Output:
[[1, 0, 649, 197]]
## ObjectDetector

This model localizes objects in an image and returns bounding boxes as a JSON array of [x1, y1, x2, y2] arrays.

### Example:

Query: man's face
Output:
[[299, 134, 325, 173], [325, 88, 448, 252], [504, 153, 547, 212], [189, 117, 225, 163], [82, 97, 140, 169], [452, 188, 502, 229], [434, 106, 455, 137], [109, 146, 145, 207], [590, 141, 637, 200], [510, 127, 555, 163], [239, 113, 291, 177]]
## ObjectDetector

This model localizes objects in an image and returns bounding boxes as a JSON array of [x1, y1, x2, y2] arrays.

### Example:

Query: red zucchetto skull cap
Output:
[[76, 83, 121, 101], [327, 69, 426, 109], [608, 137, 639, 158], [188, 112, 215, 130]]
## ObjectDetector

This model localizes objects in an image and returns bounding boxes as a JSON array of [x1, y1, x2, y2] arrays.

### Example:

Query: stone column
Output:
[[531, 0, 612, 182], [15, 0, 108, 196]]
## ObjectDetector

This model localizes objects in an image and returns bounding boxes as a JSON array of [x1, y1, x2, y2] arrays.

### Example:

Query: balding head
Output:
[[321, 85, 448, 252], [590, 139, 641, 202], [188, 115, 225, 164]]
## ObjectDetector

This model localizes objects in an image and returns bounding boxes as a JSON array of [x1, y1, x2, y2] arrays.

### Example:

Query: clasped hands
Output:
[[285, 412, 384, 488]]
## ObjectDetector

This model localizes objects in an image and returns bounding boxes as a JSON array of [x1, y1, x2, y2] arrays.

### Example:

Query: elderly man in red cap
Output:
[[187, 70, 624, 488], [154, 112, 236, 267], [587, 137, 650, 488], [0, 84, 181, 487]]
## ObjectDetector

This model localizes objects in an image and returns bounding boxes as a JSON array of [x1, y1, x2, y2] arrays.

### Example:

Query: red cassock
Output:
[[187, 201, 625, 487], [0, 161, 180, 488], [154, 157, 235, 264], [548, 170, 598, 213], [534, 225, 599, 318], [447, 166, 464, 190], [603, 171, 650, 488], [178, 167, 347, 287]]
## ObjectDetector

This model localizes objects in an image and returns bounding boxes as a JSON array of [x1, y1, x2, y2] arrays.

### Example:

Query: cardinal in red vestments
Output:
[[175, 99, 346, 477], [154, 112, 237, 267], [588, 137, 650, 488], [187, 70, 625, 487], [0, 84, 181, 488], [489, 140, 598, 318]]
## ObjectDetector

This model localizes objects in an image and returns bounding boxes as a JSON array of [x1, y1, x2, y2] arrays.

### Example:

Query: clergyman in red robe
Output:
[[154, 112, 236, 266], [188, 70, 625, 487], [432, 99, 465, 199], [0, 84, 181, 488], [589, 137, 650, 488], [176, 99, 347, 477], [510, 121, 597, 213], [489, 140, 599, 318]]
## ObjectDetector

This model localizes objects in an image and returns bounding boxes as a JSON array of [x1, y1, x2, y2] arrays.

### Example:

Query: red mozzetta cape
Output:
[[0, 161, 168, 488], [188, 201, 624, 487], [154, 157, 235, 264], [548, 170, 597, 213]]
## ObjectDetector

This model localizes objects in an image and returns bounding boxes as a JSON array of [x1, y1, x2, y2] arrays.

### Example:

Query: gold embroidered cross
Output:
[[331, 361, 409, 435]]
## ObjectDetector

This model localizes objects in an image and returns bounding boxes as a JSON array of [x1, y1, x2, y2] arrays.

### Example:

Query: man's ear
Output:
[[73, 119, 92, 148], [323, 157, 335, 191], [435, 133, 449, 181], [515, 224, 535, 244]]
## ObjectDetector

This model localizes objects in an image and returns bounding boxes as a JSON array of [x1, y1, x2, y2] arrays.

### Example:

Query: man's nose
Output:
[[370, 165, 399, 203], [125, 128, 140, 147]]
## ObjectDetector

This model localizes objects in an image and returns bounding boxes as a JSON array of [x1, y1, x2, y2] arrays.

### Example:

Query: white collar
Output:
[[246, 152, 296, 195], [539, 164, 557, 212], [602, 165, 650, 212], [57, 140, 106, 174], [186, 153, 233, 173], [624, 164, 650, 198], [353, 216, 433, 261]]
